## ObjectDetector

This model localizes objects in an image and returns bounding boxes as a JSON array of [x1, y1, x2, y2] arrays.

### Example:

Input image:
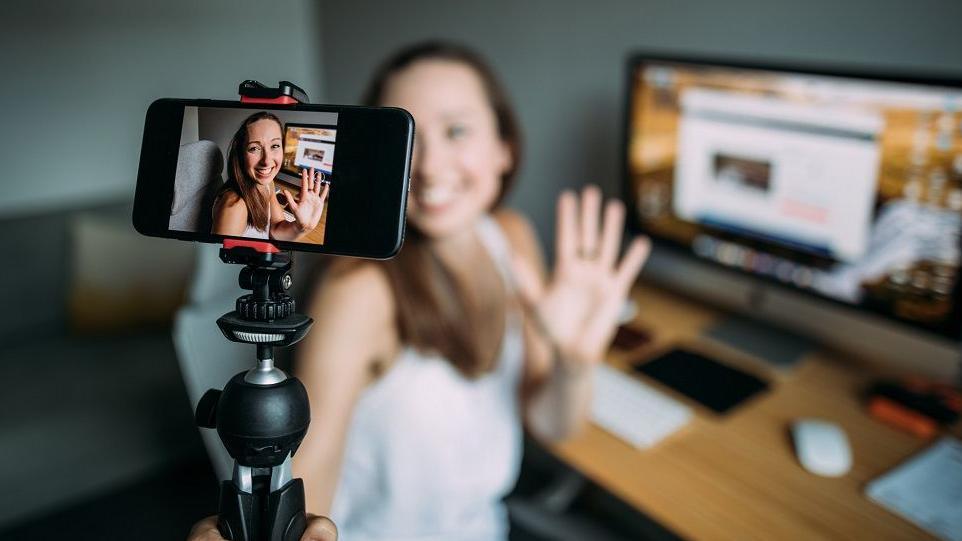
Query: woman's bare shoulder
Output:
[[215, 189, 245, 211], [299, 259, 398, 377], [211, 189, 249, 236], [309, 260, 395, 324]]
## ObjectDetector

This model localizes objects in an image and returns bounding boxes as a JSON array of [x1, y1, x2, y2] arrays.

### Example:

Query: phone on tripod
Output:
[[133, 98, 414, 258], [132, 84, 413, 541]]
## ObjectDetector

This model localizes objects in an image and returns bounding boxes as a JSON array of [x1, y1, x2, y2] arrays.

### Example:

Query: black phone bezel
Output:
[[133, 98, 414, 259]]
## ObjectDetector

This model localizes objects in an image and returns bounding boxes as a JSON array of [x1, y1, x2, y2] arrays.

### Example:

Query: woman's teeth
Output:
[[256, 167, 273, 176], [420, 186, 455, 207]]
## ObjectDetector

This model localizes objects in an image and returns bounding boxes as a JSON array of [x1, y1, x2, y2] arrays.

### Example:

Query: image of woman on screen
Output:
[[211, 111, 329, 241]]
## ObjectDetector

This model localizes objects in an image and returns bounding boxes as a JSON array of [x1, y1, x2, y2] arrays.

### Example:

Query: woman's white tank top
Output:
[[329, 216, 525, 541], [242, 198, 270, 239]]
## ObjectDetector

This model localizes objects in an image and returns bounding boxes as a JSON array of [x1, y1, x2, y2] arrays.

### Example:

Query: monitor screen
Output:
[[626, 56, 962, 338], [279, 123, 337, 184]]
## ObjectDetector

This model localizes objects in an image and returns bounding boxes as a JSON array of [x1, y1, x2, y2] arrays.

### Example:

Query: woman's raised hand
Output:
[[512, 185, 650, 369], [283, 167, 330, 233]]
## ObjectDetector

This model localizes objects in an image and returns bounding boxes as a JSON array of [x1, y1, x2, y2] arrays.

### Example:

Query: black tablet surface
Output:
[[633, 349, 770, 414]]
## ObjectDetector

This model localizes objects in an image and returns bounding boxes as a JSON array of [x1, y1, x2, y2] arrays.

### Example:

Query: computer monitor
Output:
[[624, 53, 962, 378], [277, 123, 337, 185]]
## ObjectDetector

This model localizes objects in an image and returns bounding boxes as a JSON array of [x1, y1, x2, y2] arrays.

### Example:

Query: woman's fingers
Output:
[[185, 513, 337, 541], [302, 514, 338, 541], [556, 190, 578, 270], [300, 168, 310, 196], [598, 200, 625, 270], [614, 236, 651, 294], [579, 185, 602, 260], [284, 190, 299, 212], [558, 186, 630, 270], [186, 515, 222, 541], [579, 237, 649, 354], [319, 182, 330, 205]]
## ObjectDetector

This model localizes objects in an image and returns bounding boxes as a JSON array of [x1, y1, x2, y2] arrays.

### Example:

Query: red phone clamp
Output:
[[238, 79, 309, 105]]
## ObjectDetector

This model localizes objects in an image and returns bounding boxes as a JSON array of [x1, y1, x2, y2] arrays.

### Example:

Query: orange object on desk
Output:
[[868, 396, 939, 439]]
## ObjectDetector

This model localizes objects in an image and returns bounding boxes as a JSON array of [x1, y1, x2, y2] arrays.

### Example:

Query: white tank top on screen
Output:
[[241, 196, 270, 239], [329, 216, 525, 541]]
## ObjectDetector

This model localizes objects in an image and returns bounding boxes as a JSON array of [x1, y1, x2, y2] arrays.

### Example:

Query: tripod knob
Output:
[[196, 389, 222, 429], [236, 293, 296, 321]]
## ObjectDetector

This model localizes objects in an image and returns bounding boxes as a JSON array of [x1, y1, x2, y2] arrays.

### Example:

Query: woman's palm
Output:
[[514, 186, 649, 365], [283, 168, 329, 232]]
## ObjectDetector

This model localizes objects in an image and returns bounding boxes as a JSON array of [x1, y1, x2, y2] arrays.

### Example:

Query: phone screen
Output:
[[134, 99, 414, 258]]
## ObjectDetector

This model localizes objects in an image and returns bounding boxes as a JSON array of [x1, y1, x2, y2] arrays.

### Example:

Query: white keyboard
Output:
[[591, 363, 692, 449]]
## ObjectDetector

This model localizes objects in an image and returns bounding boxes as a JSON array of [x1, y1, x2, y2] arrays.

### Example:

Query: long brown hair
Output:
[[362, 41, 524, 377], [218, 111, 282, 231]]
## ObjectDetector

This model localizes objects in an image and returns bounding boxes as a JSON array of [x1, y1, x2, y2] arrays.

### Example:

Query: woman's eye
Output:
[[271, 143, 281, 150], [446, 124, 468, 140], [247, 145, 261, 153]]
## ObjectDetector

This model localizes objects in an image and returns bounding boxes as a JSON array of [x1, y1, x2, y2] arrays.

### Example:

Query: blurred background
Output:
[[2, 0, 961, 539]]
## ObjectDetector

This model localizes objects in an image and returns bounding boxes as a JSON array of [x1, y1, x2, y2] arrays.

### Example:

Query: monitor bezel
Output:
[[622, 51, 962, 341]]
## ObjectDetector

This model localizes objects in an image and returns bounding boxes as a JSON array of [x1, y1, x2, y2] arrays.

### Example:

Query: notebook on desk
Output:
[[865, 437, 962, 541]]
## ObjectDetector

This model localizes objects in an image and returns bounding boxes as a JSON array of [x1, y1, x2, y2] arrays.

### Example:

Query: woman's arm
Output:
[[498, 187, 650, 442], [211, 192, 249, 236], [292, 262, 397, 516], [496, 209, 590, 441]]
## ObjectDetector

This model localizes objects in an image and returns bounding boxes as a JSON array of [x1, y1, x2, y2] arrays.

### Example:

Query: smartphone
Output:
[[133, 99, 414, 258]]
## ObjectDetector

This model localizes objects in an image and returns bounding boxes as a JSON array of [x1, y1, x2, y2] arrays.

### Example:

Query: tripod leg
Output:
[[217, 464, 255, 540], [266, 456, 307, 541], [216, 459, 307, 541], [267, 476, 307, 541]]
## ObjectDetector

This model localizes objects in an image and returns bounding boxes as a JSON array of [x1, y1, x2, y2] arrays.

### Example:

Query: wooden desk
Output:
[[549, 284, 958, 541]]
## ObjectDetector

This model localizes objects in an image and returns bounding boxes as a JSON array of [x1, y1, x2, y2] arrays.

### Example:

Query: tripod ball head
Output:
[[198, 372, 310, 468]]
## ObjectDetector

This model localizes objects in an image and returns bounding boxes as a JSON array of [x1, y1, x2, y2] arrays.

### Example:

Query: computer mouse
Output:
[[791, 419, 852, 477]]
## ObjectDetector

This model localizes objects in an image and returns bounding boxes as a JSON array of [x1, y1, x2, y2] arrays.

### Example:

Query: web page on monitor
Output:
[[673, 88, 882, 263]]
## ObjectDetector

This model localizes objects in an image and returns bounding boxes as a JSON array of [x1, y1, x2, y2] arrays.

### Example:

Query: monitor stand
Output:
[[701, 314, 813, 371]]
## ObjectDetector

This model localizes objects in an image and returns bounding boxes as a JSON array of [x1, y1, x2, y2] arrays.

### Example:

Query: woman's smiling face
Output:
[[380, 59, 512, 239], [244, 118, 283, 187]]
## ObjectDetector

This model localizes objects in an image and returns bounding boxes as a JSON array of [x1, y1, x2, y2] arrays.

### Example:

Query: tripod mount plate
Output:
[[217, 312, 312, 346]]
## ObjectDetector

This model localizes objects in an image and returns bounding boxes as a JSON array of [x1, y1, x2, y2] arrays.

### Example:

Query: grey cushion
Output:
[[170, 140, 224, 232]]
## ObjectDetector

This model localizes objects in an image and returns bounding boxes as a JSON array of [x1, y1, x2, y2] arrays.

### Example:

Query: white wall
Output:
[[0, 0, 325, 218]]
